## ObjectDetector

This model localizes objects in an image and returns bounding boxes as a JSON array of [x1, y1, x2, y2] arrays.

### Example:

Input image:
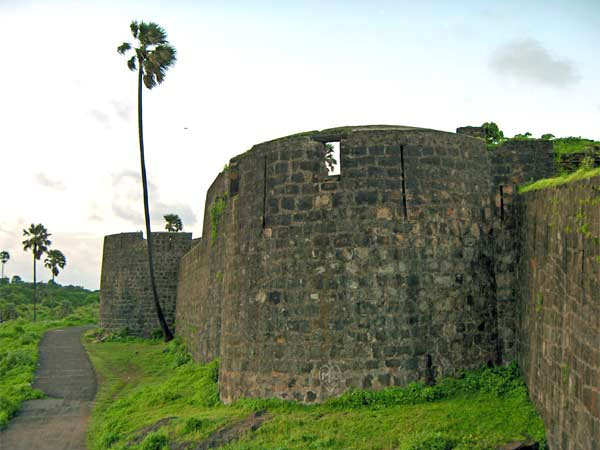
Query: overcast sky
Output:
[[1, 0, 598, 289]]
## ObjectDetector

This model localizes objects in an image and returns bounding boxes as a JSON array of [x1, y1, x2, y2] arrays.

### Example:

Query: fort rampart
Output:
[[517, 177, 600, 450], [99, 125, 599, 449], [174, 125, 556, 404]]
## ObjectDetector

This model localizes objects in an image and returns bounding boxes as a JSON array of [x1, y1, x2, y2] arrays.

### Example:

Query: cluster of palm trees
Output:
[[22, 223, 67, 322]]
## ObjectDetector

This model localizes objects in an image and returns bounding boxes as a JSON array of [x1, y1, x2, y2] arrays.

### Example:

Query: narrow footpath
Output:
[[0, 325, 96, 450]]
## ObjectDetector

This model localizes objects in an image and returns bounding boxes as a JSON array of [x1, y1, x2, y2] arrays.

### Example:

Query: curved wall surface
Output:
[[100, 231, 192, 336], [176, 126, 501, 403]]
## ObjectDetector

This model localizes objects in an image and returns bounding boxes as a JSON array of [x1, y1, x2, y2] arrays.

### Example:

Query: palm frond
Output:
[[130, 20, 139, 38], [152, 44, 176, 67], [143, 22, 168, 45], [117, 42, 131, 55], [127, 56, 137, 71], [138, 21, 149, 45], [143, 72, 157, 89]]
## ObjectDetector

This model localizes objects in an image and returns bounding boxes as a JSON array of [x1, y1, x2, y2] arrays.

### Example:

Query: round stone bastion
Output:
[[174, 125, 499, 403]]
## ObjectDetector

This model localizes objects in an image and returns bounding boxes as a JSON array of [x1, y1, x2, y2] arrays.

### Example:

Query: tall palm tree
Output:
[[0, 251, 9, 279], [164, 214, 183, 232], [44, 249, 66, 282], [22, 224, 51, 322], [118, 21, 176, 341]]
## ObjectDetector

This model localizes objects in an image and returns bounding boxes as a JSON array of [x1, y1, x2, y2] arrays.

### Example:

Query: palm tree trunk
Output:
[[137, 65, 173, 342], [1, 263, 4, 279], [33, 255, 37, 322]]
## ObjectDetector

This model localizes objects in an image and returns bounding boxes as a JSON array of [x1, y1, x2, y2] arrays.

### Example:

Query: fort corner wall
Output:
[[100, 231, 192, 336], [488, 139, 555, 363], [517, 176, 600, 450]]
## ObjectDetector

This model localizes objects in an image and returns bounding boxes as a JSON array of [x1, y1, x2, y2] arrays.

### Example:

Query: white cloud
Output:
[[111, 171, 197, 229], [110, 99, 133, 121], [34, 173, 66, 191], [490, 38, 579, 87]]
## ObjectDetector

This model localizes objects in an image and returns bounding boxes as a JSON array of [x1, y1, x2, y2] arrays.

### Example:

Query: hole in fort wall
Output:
[[425, 354, 435, 386], [228, 168, 240, 197], [325, 142, 341, 176], [400, 145, 408, 220], [499, 186, 505, 222], [262, 156, 267, 228]]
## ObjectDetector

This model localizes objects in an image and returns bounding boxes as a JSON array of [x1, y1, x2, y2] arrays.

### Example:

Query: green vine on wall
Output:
[[535, 293, 543, 314], [210, 194, 228, 245]]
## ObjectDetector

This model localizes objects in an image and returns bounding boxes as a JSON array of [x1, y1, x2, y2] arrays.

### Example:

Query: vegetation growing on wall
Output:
[[553, 136, 600, 155], [518, 167, 600, 193], [210, 194, 228, 245], [482, 122, 600, 158]]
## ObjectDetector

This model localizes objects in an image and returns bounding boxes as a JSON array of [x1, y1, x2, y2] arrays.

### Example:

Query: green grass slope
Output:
[[0, 281, 98, 427], [518, 167, 600, 193], [85, 334, 547, 450]]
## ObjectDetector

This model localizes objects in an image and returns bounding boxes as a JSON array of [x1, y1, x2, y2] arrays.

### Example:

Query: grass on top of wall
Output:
[[553, 137, 600, 155], [487, 136, 599, 154], [518, 167, 600, 194], [84, 332, 547, 450]]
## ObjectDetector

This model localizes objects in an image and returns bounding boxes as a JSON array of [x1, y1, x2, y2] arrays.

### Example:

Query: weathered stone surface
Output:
[[456, 126, 485, 139], [99, 125, 599, 450], [175, 126, 549, 404], [100, 232, 192, 336], [517, 177, 600, 450]]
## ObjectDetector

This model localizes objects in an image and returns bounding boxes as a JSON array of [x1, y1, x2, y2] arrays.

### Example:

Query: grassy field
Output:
[[85, 334, 547, 450], [0, 281, 98, 427]]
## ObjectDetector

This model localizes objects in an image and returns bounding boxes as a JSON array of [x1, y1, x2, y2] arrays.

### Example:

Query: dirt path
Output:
[[0, 325, 96, 450]]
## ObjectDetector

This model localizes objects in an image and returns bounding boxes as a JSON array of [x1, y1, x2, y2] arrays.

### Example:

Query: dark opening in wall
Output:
[[325, 142, 341, 176], [425, 354, 435, 385], [262, 156, 267, 228], [400, 145, 408, 220], [581, 250, 585, 290], [228, 167, 240, 197], [499, 186, 504, 222]]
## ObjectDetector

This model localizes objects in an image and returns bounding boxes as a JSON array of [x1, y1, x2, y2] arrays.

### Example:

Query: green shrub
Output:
[[183, 417, 204, 433], [325, 363, 526, 410], [141, 431, 169, 450], [403, 432, 457, 450]]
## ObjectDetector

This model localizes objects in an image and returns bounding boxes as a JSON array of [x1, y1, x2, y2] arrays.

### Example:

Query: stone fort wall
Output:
[[100, 231, 192, 336], [517, 177, 600, 450], [99, 125, 600, 447], [175, 125, 554, 403]]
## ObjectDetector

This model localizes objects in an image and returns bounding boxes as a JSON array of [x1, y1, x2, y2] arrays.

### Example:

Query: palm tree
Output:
[[0, 251, 9, 279], [118, 21, 176, 341], [22, 224, 51, 322], [44, 249, 66, 282], [164, 214, 183, 232]]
